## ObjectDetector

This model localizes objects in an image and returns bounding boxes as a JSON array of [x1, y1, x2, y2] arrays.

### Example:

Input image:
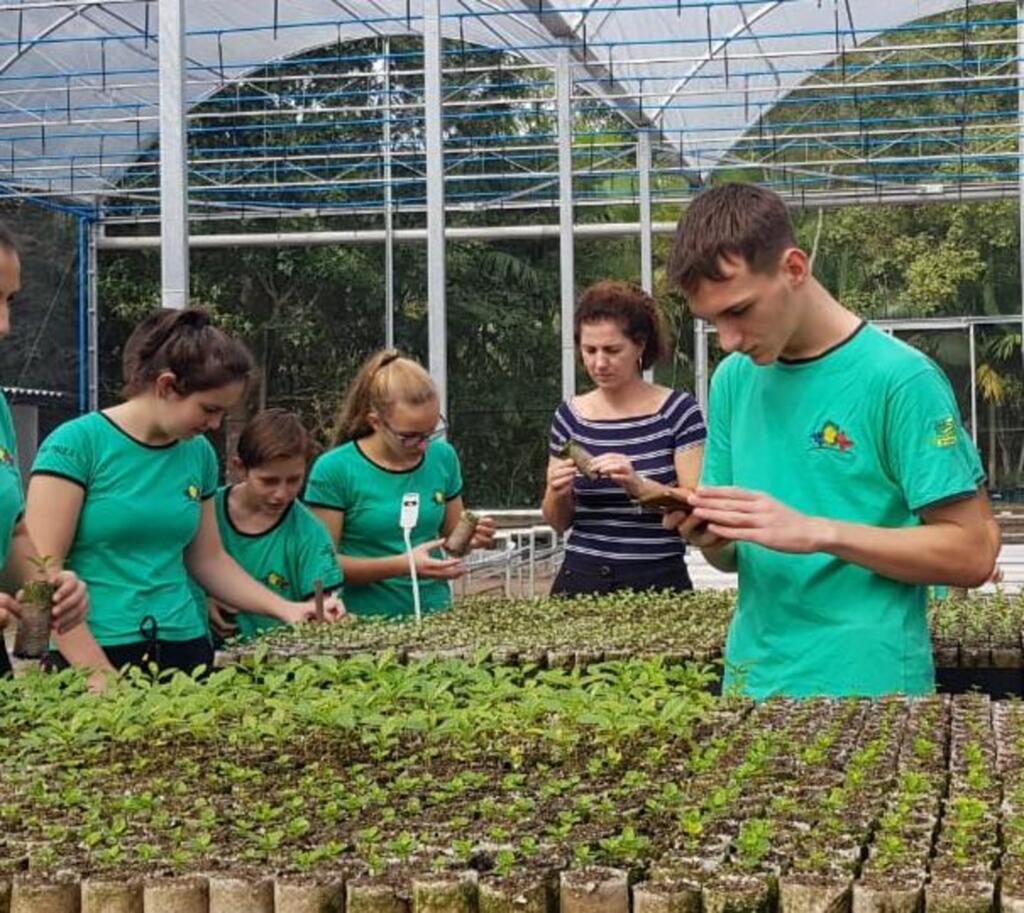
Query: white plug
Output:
[[400, 492, 420, 530], [400, 493, 422, 623]]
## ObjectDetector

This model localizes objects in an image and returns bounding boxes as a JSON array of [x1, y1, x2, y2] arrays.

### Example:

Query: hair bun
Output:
[[176, 309, 211, 331]]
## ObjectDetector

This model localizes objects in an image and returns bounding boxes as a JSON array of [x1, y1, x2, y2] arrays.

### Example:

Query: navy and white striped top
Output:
[[549, 389, 706, 562]]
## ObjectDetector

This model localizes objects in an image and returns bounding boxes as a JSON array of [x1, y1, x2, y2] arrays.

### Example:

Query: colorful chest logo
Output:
[[0, 446, 13, 466], [265, 571, 289, 590], [184, 482, 202, 503], [810, 420, 855, 453]]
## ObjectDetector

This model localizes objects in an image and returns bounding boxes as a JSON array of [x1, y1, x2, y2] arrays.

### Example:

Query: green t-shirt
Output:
[[304, 439, 463, 619], [32, 412, 218, 646], [703, 324, 984, 699], [0, 392, 23, 570], [200, 485, 344, 641]]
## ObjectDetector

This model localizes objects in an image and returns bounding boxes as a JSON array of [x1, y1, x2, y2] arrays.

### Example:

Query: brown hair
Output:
[[121, 308, 254, 398], [574, 280, 669, 370], [333, 349, 437, 443], [237, 409, 315, 468], [667, 183, 796, 294]]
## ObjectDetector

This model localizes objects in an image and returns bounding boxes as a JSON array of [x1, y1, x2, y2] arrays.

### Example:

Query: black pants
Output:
[[0, 639, 11, 678], [46, 634, 213, 678], [551, 553, 693, 596]]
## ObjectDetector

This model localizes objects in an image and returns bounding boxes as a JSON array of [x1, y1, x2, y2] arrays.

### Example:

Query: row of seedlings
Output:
[[224, 590, 737, 670], [779, 697, 909, 913], [995, 699, 1024, 909], [930, 593, 1024, 670], [635, 700, 871, 913], [926, 693, 1000, 913], [854, 695, 950, 913], [0, 656, 734, 913]]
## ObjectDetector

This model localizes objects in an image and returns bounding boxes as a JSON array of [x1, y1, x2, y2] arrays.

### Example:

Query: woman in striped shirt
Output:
[[542, 280, 706, 595]]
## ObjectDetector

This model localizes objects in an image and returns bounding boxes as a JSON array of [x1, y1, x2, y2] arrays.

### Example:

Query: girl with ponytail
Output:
[[306, 349, 495, 620], [26, 308, 342, 681]]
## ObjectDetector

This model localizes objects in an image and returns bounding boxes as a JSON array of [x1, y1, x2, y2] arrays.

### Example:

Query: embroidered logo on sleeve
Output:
[[932, 416, 958, 448], [433, 490, 445, 505], [810, 420, 855, 452], [184, 482, 202, 502]]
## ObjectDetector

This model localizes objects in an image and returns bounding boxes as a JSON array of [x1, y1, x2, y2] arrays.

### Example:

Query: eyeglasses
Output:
[[380, 414, 448, 447]]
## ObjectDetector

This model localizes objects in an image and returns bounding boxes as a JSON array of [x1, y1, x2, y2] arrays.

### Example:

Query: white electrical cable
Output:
[[400, 493, 422, 624]]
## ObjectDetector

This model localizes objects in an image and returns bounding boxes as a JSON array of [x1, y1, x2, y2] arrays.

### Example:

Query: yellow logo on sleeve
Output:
[[433, 490, 445, 505], [932, 416, 958, 448], [184, 482, 202, 502]]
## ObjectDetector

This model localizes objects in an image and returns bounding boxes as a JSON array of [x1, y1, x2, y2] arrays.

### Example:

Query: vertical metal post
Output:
[[694, 319, 709, 416], [383, 37, 395, 349], [969, 322, 978, 445], [158, 0, 189, 309], [638, 130, 654, 382], [423, 0, 447, 416], [88, 220, 99, 410], [77, 216, 88, 414], [557, 48, 575, 402], [1019, 0, 1024, 364]]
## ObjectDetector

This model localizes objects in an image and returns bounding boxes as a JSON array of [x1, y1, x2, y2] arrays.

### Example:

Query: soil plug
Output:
[[479, 875, 551, 913], [444, 511, 479, 557], [633, 880, 702, 913], [81, 879, 143, 913], [778, 876, 851, 913], [702, 874, 774, 913], [208, 874, 273, 913], [557, 441, 599, 481], [924, 879, 994, 913], [12, 555, 55, 659], [559, 868, 628, 913], [347, 880, 411, 913], [851, 879, 923, 913], [412, 870, 478, 913], [275, 876, 345, 913], [142, 876, 208, 913], [10, 875, 78, 913]]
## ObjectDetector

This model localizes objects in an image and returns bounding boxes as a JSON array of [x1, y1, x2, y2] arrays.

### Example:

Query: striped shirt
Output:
[[549, 389, 706, 562]]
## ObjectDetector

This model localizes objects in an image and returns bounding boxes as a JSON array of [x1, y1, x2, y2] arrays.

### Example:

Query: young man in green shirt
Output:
[[665, 183, 999, 699]]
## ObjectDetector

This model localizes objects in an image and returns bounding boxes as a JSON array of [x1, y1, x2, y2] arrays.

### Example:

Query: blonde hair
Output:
[[333, 349, 437, 444]]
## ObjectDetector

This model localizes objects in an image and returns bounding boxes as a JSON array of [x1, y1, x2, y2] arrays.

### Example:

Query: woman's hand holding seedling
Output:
[[468, 515, 497, 551], [546, 457, 577, 497], [587, 452, 642, 496], [46, 569, 90, 633], [413, 539, 464, 580]]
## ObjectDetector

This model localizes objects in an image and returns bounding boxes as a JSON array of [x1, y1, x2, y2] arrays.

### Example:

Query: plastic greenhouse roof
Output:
[[0, 1, 996, 204]]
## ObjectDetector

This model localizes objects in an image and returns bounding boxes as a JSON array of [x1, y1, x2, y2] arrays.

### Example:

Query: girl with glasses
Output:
[[306, 349, 495, 620]]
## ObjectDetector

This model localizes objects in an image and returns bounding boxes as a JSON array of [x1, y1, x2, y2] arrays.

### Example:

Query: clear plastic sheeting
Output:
[[0, 0, 997, 209]]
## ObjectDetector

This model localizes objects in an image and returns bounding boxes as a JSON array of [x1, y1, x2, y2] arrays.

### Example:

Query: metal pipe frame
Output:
[[157, 0, 188, 310], [424, 0, 447, 417], [557, 47, 575, 404]]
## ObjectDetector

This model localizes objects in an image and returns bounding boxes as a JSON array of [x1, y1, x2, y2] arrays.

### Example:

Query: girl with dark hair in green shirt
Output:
[[26, 309, 334, 681], [197, 409, 344, 643], [0, 225, 89, 678]]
